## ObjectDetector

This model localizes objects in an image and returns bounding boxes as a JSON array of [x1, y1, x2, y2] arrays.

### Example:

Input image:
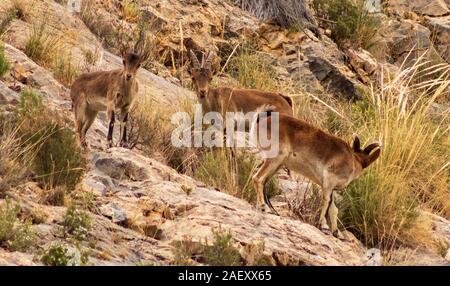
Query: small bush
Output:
[[0, 199, 35, 251], [130, 96, 199, 174], [312, 0, 379, 49], [25, 22, 60, 65], [41, 243, 74, 266], [172, 230, 271, 266], [16, 89, 86, 192], [52, 53, 79, 86], [225, 44, 277, 92], [194, 149, 279, 204], [122, 0, 140, 23], [0, 43, 9, 77], [62, 205, 91, 241], [0, 113, 37, 194], [24, 22, 79, 86], [202, 229, 242, 266]]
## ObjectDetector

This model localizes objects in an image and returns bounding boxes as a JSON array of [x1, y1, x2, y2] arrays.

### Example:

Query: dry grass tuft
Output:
[[336, 57, 450, 250]]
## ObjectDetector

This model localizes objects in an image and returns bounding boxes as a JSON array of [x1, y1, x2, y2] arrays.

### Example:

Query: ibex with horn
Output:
[[250, 108, 381, 238], [189, 50, 294, 121], [71, 29, 150, 149]]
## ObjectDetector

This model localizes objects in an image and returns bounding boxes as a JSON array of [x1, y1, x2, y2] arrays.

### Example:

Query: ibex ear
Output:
[[363, 143, 380, 155], [363, 148, 381, 169], [353, 135, 361, 152]]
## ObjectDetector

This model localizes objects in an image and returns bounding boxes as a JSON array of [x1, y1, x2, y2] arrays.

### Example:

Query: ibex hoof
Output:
[[258, 204, 276, 215], [107, 141, 113, 149], [332, 230, 346, 240], [119, 141, 129, 148], [319, 224, 331, 235]]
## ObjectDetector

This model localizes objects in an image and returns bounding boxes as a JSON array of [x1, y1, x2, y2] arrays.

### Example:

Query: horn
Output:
[[363, 143, 380, 155], [204, 51, 215, 70], [189, 50, 201, 69], [352, 135, 361, 152]]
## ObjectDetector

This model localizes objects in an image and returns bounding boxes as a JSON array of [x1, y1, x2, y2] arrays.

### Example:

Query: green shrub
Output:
[[312, 0, 379, 49], [0, 43, 9, 77], [0, 199, 35, 251], [41, 244, 74, 266], [16, 89, 86, 192], [62, 205, 91, 241], [202, 229, 242, 266]]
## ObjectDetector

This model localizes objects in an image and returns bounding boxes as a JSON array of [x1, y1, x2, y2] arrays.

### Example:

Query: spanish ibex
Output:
[[71, 30, 150, 150], [188, 50, 294, 120], [250, 108, 381, 238]]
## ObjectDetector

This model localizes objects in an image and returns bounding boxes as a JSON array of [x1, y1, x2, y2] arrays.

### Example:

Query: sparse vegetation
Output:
[[202, 228, 242, 266], [24, 22, 79, 86], [233, 0, 317, 29], [0, 199, 35, 251], [172, 229, 270, 266], [312, 0, 379, 49], [0, 43, 9, 77], [15, 89, 86, 192], [122, 0, 140, 23], [194, 149, 279, 204], [41, 243, 74, 266], [336, 60, 450, 249], [62, 205, 92, 241], [225, 43, 277, 92]]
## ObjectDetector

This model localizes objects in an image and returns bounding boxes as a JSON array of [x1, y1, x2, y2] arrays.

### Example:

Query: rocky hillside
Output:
[[0, 0, 449, 266]]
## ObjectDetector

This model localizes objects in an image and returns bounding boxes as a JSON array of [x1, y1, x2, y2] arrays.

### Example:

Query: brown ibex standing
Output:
[[250, 108, 381, 238], [188, 50, 294, 120], [71, 31, 150, 150]]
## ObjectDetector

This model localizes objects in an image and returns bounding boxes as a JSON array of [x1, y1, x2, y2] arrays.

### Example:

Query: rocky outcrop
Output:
[[425, 16, 450, 62], [384, 0, 450, 17], [80, 148, 368, 266]]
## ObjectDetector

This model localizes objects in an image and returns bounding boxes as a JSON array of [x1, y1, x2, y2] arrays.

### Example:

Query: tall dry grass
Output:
[[338, 57, 450, 250]]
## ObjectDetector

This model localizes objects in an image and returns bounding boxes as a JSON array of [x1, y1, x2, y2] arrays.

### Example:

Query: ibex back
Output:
[[189, 51, 293, 124]]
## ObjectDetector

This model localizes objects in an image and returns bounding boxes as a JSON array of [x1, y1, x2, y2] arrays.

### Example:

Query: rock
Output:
[[0, 80, 20, 104], [79, 148, 367, 266], [445, 249, 450, 262], [365, 248, 382, 266], [346, 48, 379, 83], [379, 19, 442, 66], [387, 247, 450, 266], [308, 56, 360, 100], [99, 203, 128, 225], [425, 16, 450, 63], [0, 249, 37, 266], [384, 0, 450, 17]]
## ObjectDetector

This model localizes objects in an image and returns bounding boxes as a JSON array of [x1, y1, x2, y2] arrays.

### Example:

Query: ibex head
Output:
[[189, 50, 215, 100], [352, 136, 381, 169], [119, 29, 151, 82]]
